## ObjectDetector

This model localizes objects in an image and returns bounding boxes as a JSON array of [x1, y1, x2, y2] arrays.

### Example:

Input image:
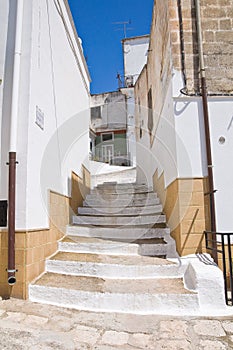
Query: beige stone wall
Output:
[[70, 167, 91, 217], [134, 66, 148, 142], [153, 170, 209, 256], [0, 165, 90, 299], [169, 0, 233, 94], [147, 0, 172, 142], [135, 0, 172, 145]]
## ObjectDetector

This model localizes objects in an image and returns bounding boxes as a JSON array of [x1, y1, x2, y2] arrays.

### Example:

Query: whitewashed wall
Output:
[[121, 87, 136, 166], [136, 82, 178, 187], [208, 98, 233, 231], [122, 36, 149, 85], [0, 0, 90, 230], [136, 66, 233, 232], [0, 1, 33, 228], [0, 1, 17, 201], [0, 1, 10, 202], [174, 95, 233, 232], [174, 97, 208, 179], [26, 0, 90, 229], [90, 92, 127, 130]]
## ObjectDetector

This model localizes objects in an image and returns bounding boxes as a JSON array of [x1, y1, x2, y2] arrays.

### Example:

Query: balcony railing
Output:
[[205, 231, 233, 305], [90, 151, 131, 166]]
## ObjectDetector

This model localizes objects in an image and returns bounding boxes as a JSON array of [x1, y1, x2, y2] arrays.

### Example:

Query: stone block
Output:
[[203, 8, 226, 18], [199, 340, 227, 349], [216, 31, 233, 42], [159, 320, 188, 339], [101, 330, 129, 346], [222, 321, 233, 334], [193, 320, 226, 337], [219, 19, 232, 30], [73, 325, 100, 346]]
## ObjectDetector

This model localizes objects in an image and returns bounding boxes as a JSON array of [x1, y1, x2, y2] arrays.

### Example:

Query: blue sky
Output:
[[68, 0, 154, 94]]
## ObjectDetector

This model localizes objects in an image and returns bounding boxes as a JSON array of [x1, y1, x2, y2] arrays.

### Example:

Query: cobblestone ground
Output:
[[0, 299, 233, 349]]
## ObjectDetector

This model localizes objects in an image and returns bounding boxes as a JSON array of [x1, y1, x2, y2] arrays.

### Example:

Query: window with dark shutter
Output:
[[147, 88, 153, 135], [0, 201, 7, 227], [91, 106, 101, 120]]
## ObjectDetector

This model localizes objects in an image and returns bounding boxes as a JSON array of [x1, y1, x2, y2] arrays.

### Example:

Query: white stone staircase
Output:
[[29, 181, 227, 315]]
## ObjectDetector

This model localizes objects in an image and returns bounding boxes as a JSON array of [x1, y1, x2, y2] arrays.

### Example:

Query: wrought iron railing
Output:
[[205, 231, 233, 305]]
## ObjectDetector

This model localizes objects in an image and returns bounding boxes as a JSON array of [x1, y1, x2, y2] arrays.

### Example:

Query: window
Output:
[[147, 88, 153, 135], [101, 132, 114, 142], [91, 106, 101, 120]]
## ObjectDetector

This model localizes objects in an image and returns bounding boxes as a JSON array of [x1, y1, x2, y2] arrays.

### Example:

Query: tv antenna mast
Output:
[[112, 20, 133, 38]]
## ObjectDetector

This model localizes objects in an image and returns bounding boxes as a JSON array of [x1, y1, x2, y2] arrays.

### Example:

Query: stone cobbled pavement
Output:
[[0, 299, 233, 349]]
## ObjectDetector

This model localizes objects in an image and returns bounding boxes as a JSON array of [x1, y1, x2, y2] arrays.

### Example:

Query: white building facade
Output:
[[0, 0, 91, 298], [0, 0, 90, 230], [134, 0, 233, 257], [122, 35, 150, 86]]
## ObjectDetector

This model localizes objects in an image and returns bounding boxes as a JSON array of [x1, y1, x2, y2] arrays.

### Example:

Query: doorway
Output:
[[102, 144, 114, 163]]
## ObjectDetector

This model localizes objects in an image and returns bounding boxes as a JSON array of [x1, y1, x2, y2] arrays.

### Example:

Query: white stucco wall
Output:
[[122, 36, 150, 85], [0, 1, 9, 155], [0, 1, 17, 201], [208, 98, 233, 231], [174, 97, 208, 179], [136, 66, 233, 232], [26, 0, 90, 229], [121, 87, 136, 166], [136, 82, 178, 187], [90, 92, 127, 130], [0, 0, 90, 230], [0, 1, 11, 201], [0, 0, 33, 228], [174, 93, 233, 232]]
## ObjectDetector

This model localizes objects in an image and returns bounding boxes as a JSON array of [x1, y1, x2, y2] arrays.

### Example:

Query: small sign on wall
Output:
[[36, 106, 44, 130]]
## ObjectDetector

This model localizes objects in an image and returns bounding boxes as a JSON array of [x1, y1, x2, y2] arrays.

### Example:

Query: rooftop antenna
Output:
[[112, 20, 133, 38]]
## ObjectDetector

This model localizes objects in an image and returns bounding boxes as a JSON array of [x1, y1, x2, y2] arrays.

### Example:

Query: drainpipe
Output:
[[7, 0, 24, 286], [177, 0, 187, 91], [195, 0, 217, 263]]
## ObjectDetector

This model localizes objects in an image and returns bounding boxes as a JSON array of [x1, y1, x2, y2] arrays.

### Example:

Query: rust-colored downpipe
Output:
[[194, 0, 217, 263], [7, 152, 17, 286]]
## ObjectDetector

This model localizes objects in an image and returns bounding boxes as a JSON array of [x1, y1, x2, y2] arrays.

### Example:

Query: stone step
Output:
[[77, 204, 162, 216], [46, 252, 181, 278], [59, 235, 173, 257], [64, 227, 177, 259], [83, 196, 160, 208], [29, 175, 227, 315], [59, 236, 142, 255], [97, 182, 137, 187], [85, 192, 158, 202], [91, 185, 153, 195], [66, 226, 170, 241], [72, 213, 165, 226], [29, 273, 199, 315], [96, 182, 150, 187], [91, 166, 136, 187]]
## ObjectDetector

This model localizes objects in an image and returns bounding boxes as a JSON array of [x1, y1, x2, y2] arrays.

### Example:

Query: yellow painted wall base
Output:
[[153, 170, 210, 256], [0, 166, 90, 299]]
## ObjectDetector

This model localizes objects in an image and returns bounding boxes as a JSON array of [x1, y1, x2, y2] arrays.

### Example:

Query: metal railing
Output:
[[90, 151, 131, 166], [205, 231, 233, 305]]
